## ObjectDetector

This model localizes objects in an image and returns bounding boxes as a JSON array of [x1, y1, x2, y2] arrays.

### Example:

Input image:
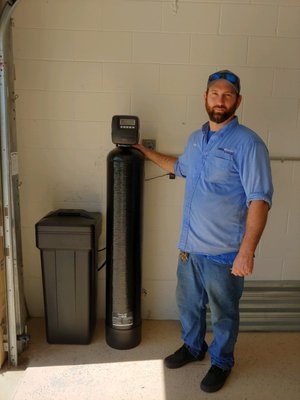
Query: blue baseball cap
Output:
[[207, 70, 241, 94]]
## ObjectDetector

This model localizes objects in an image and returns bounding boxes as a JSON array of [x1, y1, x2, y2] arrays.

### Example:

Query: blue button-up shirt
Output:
[[174, 117, 273, 256]]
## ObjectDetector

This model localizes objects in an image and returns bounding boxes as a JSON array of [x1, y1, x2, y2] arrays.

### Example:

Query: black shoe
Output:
[[200, 365, 231, 393], [164, 345, 205, 369]]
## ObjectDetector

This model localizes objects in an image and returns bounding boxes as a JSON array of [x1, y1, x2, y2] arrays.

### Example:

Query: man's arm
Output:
[[231, 200, 270, 277], [133, 144, 178, 174]]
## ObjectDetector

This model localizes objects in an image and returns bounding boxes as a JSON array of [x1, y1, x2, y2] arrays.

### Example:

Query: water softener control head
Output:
[[111, 115, 139, 145]]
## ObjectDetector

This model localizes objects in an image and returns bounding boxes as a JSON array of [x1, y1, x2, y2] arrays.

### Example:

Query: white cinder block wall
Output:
[[11, 0, 300, 319]]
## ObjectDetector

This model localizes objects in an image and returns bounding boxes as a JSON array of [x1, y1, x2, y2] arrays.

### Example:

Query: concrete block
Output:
[[102, 0, 162, 31], [278, 6, 300, 36], [251, 0, 300, 4], [191, 34, 247, 65], [23, 277, 44, 317], [131, 93, 187, 124], [13, 29, 132, 62], [273, 68, 300, 98], [16, 60, 101, 92], [248, 37, 300, 68], [220, 4, 277, 35], [141, 279, 178, 320], [17, 90, 75, 120], [187, 95, 211, 124], [269, 128, 300, 157], [143, 167, 185, 207], [15, 59, 46, 90], [162, 2, 219, 33], [242, 96, 299, 131], [250, 257, 283, 280], [14, 0, 101, 30], [72, 31, 132, 62], [269, 161, 293, 205], [141, 120, 199, 154], [142, 222, 180, 281], [259, 206, 289, 258], [133, 32, 190, 64], [21, 230, 42, 278], [13, 28, 76, 60], [103, 63, 159, 92], [282, 257, 300, 280], [231, 67, 273, 96], [159, 65, 212, 94], [18, 119, 111, 152], [72, 92, 130, 121], [12, 0, 42, 28], [40, 0, 101, 30]]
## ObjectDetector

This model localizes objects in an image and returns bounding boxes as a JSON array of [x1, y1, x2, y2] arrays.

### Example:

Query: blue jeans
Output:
[[176, 253, 244, 370]]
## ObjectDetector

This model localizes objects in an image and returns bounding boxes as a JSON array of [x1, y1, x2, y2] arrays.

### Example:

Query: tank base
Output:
[[105, 325, 141, 350]]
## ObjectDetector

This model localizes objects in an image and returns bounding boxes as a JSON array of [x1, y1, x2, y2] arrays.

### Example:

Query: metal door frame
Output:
[[0, 0, 27, 367]]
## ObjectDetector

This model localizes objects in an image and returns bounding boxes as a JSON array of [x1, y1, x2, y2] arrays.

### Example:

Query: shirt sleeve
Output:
[[237, 140, 274, 208], [174, 133, 195, 178], [174, 155, 187, 178]]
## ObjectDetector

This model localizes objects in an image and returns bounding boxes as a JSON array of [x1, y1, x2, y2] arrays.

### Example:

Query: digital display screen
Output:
[[120, 118, 136, 126]]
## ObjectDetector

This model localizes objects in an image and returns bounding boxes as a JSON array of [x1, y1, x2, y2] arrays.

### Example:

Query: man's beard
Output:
[[205, 100, 238, 124]]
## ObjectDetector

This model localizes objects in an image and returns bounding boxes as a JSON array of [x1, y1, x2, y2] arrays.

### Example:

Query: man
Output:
[[134, 70, 273, 393]]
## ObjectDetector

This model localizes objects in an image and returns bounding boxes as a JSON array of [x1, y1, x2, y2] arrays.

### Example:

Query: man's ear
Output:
[[237, 94, 242, 108]]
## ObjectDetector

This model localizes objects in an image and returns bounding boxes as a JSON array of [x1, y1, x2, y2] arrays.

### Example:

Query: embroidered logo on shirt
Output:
[[218, 147, 234, 155]]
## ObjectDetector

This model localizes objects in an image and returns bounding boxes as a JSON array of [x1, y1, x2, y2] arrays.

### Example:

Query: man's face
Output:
[[204, 80, 242, 124]]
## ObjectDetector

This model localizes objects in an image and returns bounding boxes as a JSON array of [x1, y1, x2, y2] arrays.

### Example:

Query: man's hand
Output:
[[132, 143, 147, 153], [231, 200, 270, 277], [132, 144, 177, 174], [231, 251, 254, 277]]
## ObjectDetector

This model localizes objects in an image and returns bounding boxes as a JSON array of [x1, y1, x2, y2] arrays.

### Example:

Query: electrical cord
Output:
[[145, 172, 174, 181], [97, 247, 106, 271], [98, 260, 106, 272]]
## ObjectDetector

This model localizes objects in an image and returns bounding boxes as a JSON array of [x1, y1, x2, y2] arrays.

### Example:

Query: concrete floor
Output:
[[1, 319, 300, 400]]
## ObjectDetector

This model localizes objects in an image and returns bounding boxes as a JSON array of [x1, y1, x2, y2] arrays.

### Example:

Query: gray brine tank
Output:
[[36, 209, 101, 344]]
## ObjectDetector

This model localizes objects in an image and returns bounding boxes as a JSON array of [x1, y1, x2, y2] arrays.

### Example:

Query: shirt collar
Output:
[[202, 116, 239, 137]]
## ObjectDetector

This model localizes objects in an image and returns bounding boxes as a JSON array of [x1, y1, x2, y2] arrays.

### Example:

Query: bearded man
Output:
[[134, 70, 273, 393]]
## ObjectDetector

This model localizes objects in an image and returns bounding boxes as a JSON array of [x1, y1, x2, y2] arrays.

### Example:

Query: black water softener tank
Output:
[[106, 115, 144, 349]]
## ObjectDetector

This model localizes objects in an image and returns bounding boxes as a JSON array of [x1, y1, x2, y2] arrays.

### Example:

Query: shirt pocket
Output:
[[204, 149, 234, 184]]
